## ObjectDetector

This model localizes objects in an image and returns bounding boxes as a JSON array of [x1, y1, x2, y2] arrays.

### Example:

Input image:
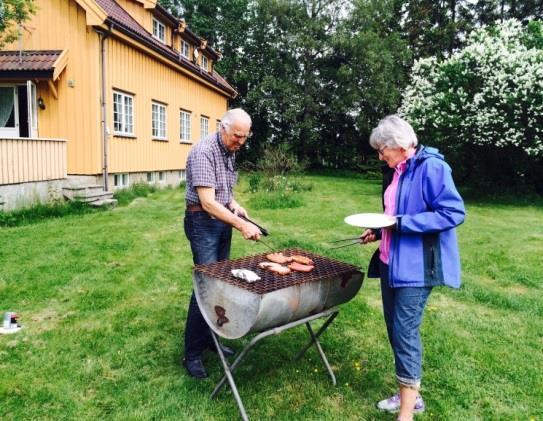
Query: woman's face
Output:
[[378, 146, 407, 168]]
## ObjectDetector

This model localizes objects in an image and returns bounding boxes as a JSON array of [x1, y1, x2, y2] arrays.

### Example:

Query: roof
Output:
[[94, 0, 235, 97], [0, 50, 68, 80]]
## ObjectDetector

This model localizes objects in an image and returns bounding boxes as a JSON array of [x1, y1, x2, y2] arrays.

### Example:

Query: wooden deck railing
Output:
[[0, 137, 67, 185]]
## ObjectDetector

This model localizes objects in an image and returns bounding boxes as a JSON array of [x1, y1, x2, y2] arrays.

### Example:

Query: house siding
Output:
[[3, 0, 229, 178], [5, 0, 102, 175], [107, 38, 226, 173]]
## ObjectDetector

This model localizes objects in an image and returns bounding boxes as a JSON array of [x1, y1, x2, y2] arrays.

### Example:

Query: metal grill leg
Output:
[[294, 311, 338, 360], [210, 309, 340, 419], [294, 311, 339, 385], [305, 322, 336, 385], [211, 332, 249, 421]]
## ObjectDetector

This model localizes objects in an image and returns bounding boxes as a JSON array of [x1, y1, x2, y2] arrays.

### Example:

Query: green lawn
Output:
[[1, 174, 542, 420]]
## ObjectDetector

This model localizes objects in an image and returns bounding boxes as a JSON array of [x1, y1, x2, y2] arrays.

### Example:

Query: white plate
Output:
[[344, 213, 396, 228]]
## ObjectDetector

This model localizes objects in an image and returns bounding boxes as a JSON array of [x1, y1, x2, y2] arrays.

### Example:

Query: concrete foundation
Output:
[[0, 179, 66, 211], [0, 169, 187, 212]]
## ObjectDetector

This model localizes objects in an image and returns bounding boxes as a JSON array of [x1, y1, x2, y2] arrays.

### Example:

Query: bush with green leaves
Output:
[[400, 19, 543, 193], [247, 144, 312, 196]]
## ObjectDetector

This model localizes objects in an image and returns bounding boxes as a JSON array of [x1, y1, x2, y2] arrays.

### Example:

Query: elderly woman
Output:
[[360, 115, 465, 420]]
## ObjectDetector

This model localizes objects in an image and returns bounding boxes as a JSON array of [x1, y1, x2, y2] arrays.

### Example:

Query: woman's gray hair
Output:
[[369, 115, 418, 150], [220, 108, 252, 131]]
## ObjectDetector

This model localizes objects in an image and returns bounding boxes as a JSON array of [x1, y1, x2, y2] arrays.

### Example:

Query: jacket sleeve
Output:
[[397, 158, 465, 234]]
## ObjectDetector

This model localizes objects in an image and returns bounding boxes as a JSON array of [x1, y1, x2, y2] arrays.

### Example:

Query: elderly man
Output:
[[182, 108, 261, 378]]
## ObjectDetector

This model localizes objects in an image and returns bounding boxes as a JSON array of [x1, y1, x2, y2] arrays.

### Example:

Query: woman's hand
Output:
[[360, 229, 377, 244]]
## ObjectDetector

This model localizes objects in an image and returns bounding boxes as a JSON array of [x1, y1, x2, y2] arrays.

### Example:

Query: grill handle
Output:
[[231, 210, 269, 236]]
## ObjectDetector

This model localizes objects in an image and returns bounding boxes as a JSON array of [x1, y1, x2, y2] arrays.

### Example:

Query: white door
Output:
[[0, 86, 19, 138], [27, 80, 38, 137]]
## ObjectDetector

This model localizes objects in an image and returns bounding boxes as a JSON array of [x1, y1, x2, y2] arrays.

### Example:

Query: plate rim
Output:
[[344, 212, 397, 228]]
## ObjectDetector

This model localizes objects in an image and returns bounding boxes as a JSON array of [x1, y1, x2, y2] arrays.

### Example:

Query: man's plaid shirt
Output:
[[185, 132, 238, 206]]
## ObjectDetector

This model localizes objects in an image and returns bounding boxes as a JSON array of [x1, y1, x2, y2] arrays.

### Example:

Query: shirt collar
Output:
[[395, 148, 416, 174], [217, 131, 233, 157]]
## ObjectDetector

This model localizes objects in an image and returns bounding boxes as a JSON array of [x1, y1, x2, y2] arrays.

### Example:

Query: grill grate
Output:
[[194, 248, 362, 295]]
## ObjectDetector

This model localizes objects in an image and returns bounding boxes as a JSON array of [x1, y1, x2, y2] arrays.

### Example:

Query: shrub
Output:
[[400, 19, 543, 193], [248, 191, 304, 209], [247, 172, 262, 193], [256, 144, 308, 178], [113, 183, 157, 206]]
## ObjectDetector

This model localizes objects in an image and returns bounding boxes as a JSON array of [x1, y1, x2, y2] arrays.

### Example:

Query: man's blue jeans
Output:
[[184, 211, 232, 360], [380, 261, 432, 388]]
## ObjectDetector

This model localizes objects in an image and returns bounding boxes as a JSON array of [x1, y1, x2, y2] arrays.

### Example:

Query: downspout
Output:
[[95, 23, 113, 191]]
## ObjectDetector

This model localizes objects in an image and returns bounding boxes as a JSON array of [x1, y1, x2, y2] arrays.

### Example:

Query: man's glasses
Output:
[[232, 131, 253, 141], [377, 146, 387, 156]]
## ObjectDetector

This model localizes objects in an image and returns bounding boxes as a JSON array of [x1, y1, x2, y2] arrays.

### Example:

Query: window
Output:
[[152, 18, 166, 43], [0, 83, 39, 138], [114, 173, 129, 188], [180, 110, 191, 143], [113, 91, 134, 136], [158, 171, 165, 182], [216, 120, 221, 133], [201, 55, 209, 71], [200, 116, 209, 138], [146, 172, 155, 183], [152, 101, 167, 139], [181, 40, 190, 59]]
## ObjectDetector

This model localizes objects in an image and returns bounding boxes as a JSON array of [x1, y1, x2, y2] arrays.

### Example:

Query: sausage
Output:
[[258, 261, 291, 275], [290, 255, 314, 266], [288, 262, 315, 273], [266, 252, 293, 264]]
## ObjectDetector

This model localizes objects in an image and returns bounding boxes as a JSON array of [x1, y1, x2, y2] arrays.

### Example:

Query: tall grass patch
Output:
[[0, 200, 100, 227], [113, 183, 157, 206]]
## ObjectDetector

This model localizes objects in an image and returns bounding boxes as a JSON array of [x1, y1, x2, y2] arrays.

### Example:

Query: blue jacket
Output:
[[368, 146, 465, 288]]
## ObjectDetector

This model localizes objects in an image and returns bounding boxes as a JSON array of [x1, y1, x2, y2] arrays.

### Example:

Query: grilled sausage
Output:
[[266, 252, 293, 264], [290, 255, 314, 266], [288, 262, 315, 273], [258, 261, 291, 275]]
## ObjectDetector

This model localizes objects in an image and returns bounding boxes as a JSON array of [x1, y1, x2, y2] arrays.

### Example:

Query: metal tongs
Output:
[[329, 237, 362, 249], [230, 209, 273, 250]]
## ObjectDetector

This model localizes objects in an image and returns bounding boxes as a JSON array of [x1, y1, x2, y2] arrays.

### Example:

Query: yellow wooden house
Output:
[[0, 0, 236, 209]]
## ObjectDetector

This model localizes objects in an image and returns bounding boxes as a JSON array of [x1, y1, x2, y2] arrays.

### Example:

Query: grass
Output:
[[0, 200, 102, 227], [1, 173, 542, 420]]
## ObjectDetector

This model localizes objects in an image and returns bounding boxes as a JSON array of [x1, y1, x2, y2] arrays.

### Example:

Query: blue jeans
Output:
[[183, 211, 232, 360], [380, 261, 432, 388]]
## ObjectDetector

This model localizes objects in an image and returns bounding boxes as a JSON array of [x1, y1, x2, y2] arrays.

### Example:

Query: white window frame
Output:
[[146, 172, 155, 183], [0, 82, 39, 138], [200, 116, 209, 138], [181, 40, 190, 59], [158, 171, 165, 182], [114, 173, 129, 188], [152, 18, 166, 44], [27, 81, 38, 137], [0, 85, 19, 138], [152, 101, 167, 140], [216, 120, 221, 133], [201, 55, 209, 71], [113, 90, 134, 136], [180, 110, 192, 143]]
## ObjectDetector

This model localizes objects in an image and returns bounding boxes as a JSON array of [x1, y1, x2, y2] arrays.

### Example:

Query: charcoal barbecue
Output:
[[193, 248, 364, 420]]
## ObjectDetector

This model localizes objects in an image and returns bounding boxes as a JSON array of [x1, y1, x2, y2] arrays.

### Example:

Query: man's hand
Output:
[[240, 220, 261, 241], [229, 201, 248, 219], [360, 229, 377, 244]]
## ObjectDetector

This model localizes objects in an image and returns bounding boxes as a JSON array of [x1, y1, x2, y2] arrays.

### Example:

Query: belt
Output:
[[186, 203, 205, 212]]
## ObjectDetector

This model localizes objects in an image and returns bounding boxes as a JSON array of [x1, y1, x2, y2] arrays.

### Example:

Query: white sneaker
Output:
[[376, 392, 425, 413]]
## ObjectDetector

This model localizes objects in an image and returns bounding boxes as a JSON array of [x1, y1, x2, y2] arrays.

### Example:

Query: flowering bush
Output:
[[400, 19, 543, 193]]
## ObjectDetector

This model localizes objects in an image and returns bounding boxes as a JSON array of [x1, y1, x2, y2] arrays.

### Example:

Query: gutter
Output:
[[94, 23, 114, 191]]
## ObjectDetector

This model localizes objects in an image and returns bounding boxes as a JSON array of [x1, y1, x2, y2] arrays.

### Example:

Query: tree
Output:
[[400, 19, 543, 193], [0, 0, 36, 48]]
